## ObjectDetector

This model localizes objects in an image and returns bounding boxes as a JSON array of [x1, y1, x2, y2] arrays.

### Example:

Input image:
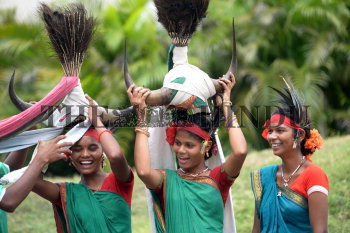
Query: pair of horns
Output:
[[124, 18, 237, 106], [7, 72, 135, 133]]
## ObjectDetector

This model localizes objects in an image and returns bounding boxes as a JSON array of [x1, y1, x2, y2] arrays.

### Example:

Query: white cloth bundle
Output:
[[163, 46, 216, 107], [44, 82, 89, 127]]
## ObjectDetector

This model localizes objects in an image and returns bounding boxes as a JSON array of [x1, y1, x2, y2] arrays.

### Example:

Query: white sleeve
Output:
[[307, 185, 328, 196]]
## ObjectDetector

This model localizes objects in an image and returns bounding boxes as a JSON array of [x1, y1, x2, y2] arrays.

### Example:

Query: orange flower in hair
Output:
[[305, 154, 313, 161], [304, 129, 323, 153]]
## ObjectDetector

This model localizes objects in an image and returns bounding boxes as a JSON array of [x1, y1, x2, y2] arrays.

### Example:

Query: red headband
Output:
[[262, 114, 303, 140], [66, 128, 99, 158], [83, 128, 99, 141], [166, 122, 211, 146]]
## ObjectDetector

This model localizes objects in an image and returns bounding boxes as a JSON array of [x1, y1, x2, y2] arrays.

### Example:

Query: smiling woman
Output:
[[127, 73, 248, 233], [70, 131, 105, 177], [251, 79, 329, 233], [31, 95, 134, 233]]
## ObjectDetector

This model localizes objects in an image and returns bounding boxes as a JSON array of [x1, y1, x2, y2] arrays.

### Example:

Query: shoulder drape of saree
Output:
[[152, 169, 224, 233], [53, 183, 70, 233], [53, 182, 131, 233], [277, 186, 311, 233], [251, 165, 311, 233], [150, 170, 167, 233], [0, 210, 8, 233], [0, 163, 9, 233], [250, 169, 263, 214]]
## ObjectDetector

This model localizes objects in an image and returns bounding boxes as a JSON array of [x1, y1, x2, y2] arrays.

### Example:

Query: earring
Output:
[[293, 139, 298, 149], [206, 151, 210, 158], [101, 154, 107, 169], [201, 141, 208, 155], [101, 156, 105, 168], [293, 130, 300, 149]]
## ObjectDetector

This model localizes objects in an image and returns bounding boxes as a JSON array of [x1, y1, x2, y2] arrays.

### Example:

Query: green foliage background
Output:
[[1, 1, 349, 232], [0, 0, 349, 173]]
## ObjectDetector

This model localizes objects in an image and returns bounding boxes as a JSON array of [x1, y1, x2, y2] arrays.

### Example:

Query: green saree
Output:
[[0, 162, 9, 233], [151, 169, 224, 233], [53, 182, 131, 233]]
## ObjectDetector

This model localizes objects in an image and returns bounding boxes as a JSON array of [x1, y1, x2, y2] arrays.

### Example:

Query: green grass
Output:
[[7, 135, 350, 232]]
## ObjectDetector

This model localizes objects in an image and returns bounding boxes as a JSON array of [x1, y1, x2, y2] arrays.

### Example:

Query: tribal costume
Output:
[[53, 172, 133, 233], [151, 166, 234, 233], [251, 79, 328, 233]]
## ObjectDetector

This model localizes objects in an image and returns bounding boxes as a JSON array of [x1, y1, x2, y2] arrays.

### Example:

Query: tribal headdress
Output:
[[40, 3, 95, 77], [124, 0, 237, 109], [1, 3, 134, 141], [262, 78, 323, 160]]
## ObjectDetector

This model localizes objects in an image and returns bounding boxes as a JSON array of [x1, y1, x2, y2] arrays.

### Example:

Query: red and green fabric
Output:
[[151, 169, 224, 233], [53, 182, 131, 233]]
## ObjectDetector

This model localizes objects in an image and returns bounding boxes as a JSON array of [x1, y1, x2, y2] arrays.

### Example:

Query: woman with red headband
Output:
[[127, 73, 248, 233], [32, 95, 133, 233], [251, 80, 328, 233]]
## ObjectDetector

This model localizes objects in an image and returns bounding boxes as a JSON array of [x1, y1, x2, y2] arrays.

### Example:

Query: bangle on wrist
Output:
[[136, 108, 148, 127], [137, 120, 148, 128], [135, 127, 150, 137], [98, 129, 112, 142], [223, 100, 232, 106], [226, 113, 239, 129]]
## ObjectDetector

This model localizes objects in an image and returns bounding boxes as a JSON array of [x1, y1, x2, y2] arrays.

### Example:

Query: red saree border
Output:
[[52, 183, 71, 233], [177, 172, 220, 194]]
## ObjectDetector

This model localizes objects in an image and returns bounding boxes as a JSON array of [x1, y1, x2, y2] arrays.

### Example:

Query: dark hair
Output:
[[172, 110, 219, 160]]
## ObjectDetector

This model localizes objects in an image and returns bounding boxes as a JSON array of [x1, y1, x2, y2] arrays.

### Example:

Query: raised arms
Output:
[[219, 73, 248, 178], [127, 85, 163, 189], [85, 95, 131, 182]]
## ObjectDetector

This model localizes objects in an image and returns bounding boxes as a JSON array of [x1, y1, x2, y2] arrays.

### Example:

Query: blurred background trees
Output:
[[0, 0, 349, 175]]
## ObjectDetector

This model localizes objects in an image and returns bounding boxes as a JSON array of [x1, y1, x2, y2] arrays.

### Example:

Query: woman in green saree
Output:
[[251, 80, 329, 233], [32, 95, 133, 233], [128, 73, 248, 233]]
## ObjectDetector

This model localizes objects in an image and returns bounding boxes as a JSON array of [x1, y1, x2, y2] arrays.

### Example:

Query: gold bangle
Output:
[[223, 100, 232, 106], [135, 128, 150, 137], [226, 114, 239, 128]]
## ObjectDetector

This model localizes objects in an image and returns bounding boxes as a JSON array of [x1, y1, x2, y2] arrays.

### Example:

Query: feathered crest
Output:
[[269, 78, 310, 127], [39, 3, 96, 77], [154, 0, 210, 46]]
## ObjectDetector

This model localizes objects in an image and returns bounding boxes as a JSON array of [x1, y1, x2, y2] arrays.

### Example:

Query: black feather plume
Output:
[[269, 78, 309, 127], [154, 0, 209, 46], [39, 3, 96, 77]]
